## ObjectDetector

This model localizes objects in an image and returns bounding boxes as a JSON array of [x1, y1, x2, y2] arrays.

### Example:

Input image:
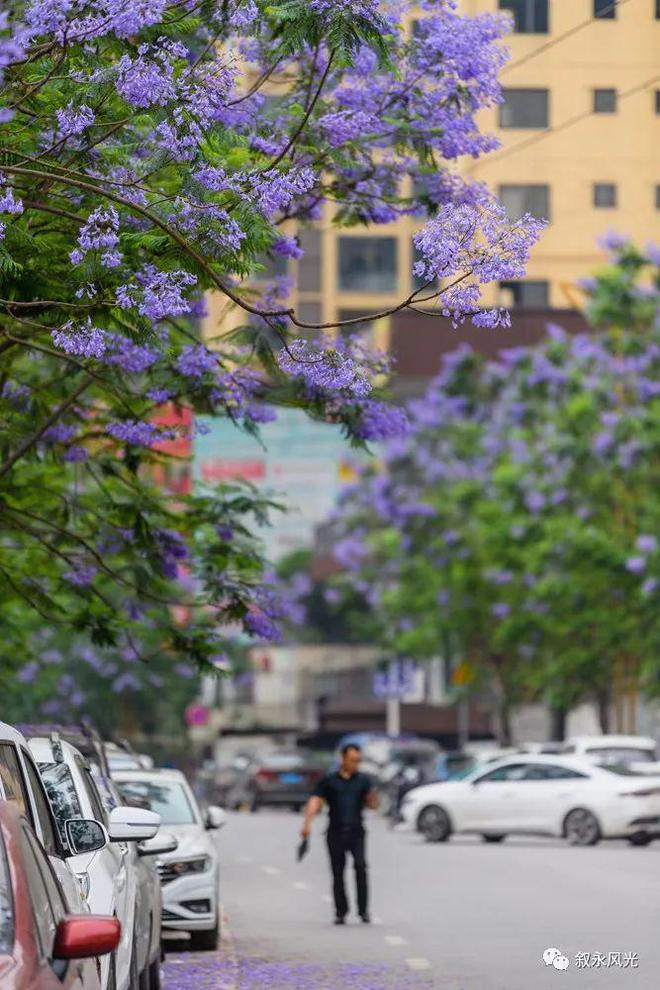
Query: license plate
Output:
[[280, 772, 303, 784]]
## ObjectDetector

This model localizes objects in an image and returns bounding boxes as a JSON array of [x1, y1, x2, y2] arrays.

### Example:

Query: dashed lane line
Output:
[[406, 958, 432, 972], [385, 935, 407, 947]]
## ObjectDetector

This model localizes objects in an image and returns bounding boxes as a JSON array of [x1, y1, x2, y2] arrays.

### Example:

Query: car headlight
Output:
[[166, 857, 211, 877], [76, 871, 91, 900]]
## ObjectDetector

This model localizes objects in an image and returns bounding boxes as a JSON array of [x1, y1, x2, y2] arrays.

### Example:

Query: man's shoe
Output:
[[334, 916, 346, 925], [360, 914, 371, 924]]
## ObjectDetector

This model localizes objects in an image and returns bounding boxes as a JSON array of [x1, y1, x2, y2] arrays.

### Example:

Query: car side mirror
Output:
[[65, 819, 108, 856], [205, 805, 227, 830], [108, 806, 160, 842], [54, 916, 121, 959], [138, 831, 178, 857]]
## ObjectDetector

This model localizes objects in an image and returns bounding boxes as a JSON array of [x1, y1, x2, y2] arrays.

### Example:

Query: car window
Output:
[[75, 757, 107, 824], [0, 830, 14, 955], [523, 764, 588, 780], [0, 743, 32, 820], [38, 762, 84, 843], [19, 826, 59, 960], [21, 752, 59, 857], [475, 763, 530, 783], [115, 779, 196, 824]]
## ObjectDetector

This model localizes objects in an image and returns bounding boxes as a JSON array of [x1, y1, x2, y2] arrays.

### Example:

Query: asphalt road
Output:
[[164, 809, 658, 990]]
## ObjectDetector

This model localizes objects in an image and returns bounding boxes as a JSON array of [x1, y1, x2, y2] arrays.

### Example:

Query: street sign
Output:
[[373, 660, 418, 699], [451, 660, 475, 687]]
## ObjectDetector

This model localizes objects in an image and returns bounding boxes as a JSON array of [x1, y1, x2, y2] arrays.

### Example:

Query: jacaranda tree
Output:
[[0, 0, 544, 713], [327, 239, 660, 741]]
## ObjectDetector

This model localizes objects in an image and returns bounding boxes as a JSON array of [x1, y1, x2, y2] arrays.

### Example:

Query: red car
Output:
[[0, 801, 120, 989]]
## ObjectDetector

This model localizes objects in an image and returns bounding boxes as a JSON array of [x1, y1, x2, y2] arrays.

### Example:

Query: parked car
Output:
[[400, 754, 660, 846], [113, 769, 225, 950], [561, 734, 658, 768], [226, 751, 325, 812], [0, 720, 91, 914], [0, 799, 120, 989], [28, 734, 163, 990]]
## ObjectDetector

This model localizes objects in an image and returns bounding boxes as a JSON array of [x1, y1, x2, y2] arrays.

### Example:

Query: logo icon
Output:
[[543, 947, 570, 971]]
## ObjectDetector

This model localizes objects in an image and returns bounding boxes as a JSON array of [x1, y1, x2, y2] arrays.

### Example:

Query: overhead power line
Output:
[[502, 0, 635, 75], [471, 73, 660, 170]]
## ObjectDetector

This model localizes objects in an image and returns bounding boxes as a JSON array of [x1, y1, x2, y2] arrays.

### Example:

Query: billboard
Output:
[[193, 409, 357, 561]]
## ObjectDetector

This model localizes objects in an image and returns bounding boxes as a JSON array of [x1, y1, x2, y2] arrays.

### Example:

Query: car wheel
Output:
[[418, 805, 451, 843], [482, 834, 505, 843], [190, 921, 220, 951], [564, 808, 600, 846], [628, 832, 652, 846]]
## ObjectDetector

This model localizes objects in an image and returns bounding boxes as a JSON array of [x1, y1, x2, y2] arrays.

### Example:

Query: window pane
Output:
[[593, 182, 617, 207], [0, 744, 30, 819], [22, 754, 58, 857], [338, 237, 398, 292], [594, 0, 616, 17], [655, 90, 660, 114], [500, 89, 549, 128], [298, 228, 322, 293], [593, 88, 617, 113], [499, 184, 550, 221], [76, 759, 107, 824], [477, 763, 530, 782], [499, 280, 549, 308], [499, 0, 548, 33], [656, 185, 660, 209], [38, 763, 84, 843], [296, 300, 322, 325]]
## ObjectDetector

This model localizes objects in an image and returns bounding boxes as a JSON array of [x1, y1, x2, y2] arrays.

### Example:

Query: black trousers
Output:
[[326, 826, 368, 918]]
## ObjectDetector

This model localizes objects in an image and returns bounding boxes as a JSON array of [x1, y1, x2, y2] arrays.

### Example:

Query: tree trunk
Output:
[[549, 705, 567, 741], [596, 689, 611, 733], [498, 699, 513, 746]]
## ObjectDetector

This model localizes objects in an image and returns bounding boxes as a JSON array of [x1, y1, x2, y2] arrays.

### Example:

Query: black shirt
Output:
[[313, 771, 373, 829]]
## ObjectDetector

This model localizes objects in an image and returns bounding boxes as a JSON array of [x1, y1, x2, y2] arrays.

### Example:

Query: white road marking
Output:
[[292, 881, 311, 891], [385, 935, 407, 946], [406, 958, 432, 971], [263, 865, 281, 876]]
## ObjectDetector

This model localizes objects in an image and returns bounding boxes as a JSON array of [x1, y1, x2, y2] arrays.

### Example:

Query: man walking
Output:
[[301, 743, 379, 924]]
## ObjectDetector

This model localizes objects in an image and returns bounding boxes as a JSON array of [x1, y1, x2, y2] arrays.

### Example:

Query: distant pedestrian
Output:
[[301, 743, 379, 925]]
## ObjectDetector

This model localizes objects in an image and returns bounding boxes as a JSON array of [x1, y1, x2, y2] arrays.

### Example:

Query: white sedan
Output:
[[113, 768, 226, 950], [400, 755, 660, 847]]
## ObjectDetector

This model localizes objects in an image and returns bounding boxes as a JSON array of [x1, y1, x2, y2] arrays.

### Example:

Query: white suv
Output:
[[0, 720, 88, 913], [29, 734, 163, 990], [113, 768, 225, 950]]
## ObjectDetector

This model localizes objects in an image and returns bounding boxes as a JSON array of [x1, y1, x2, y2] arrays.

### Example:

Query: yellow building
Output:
[[205, 0, 660, 341]]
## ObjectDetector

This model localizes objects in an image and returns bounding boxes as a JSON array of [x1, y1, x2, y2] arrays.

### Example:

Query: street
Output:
[[163, 810, 658, 990]]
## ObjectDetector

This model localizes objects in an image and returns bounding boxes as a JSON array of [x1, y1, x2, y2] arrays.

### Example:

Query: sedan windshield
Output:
[[116, 780, 196, 825]]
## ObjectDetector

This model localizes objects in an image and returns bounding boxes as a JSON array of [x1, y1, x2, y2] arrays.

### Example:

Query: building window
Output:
[[657, 0, 660, 19], [499, 88, 549, 129], [338, 237, 398, 292], [499, 280, 549, 308], [593, 183, 617, 208], [655, 90, 660, 114], [594, 0, 616, 17], [655, 185, 660, 209], [593, 88, 617, 113], [499, 1, 548, 33], [499, 184, 550, 222], [253, 251, 287, 281]]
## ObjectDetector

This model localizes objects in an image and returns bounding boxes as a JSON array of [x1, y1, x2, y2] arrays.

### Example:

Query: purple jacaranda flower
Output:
[[43, 423, 77, 444], [41, 649, 62, 664], [643, 241, 660, 266], [112, 672, 141, 693], [576, 276, 598, 293], [103, 334, 160, 374], [244, 607, 280, 641], [272, 234, 302, 259], [491, 602, 511, 619], [63, 563, 98, 585], [354, 401, 410, 441], [525, 491, 546, 513], [70, 205, 121, 267], [216, 525, 233, 542], [598, 230, 630, 254], [147, 387, 173, 404], [117, 266, 197, 320], [106, 420, 175, 447], [642, 578, 658, 596], [626, 557, 646, 575], [52, 318, 106, 358], [177, 344, 217, 378], [62, 446, 88, 462], [17, 661, 39, 684], [636, 535, 657, 554], [56, 101, 94, 137], [278, 339, 370, 396], [491, 569, 513, 585]]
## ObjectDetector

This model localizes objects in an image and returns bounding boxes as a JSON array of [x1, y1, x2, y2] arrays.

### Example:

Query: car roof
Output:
[[566, 735, 657, 749], [111, 767, 187, 784], [0, 721, 28, 747], [472, 753, 597, 773], [28, 735, 85, 765]]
